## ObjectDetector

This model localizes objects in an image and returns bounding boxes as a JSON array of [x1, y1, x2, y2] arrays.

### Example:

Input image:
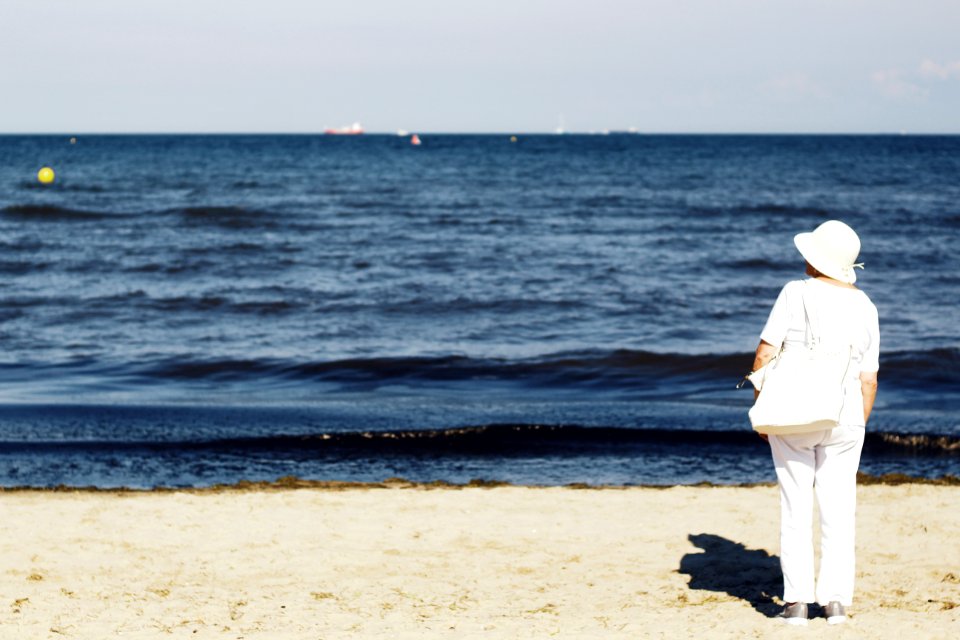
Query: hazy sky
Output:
[[2, 0, 958, 133]]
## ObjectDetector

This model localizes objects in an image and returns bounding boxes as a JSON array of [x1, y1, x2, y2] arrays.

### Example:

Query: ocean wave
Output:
[[579, 195, 627, 208], [60, 184, 108, 193], [128, 350, 748, 386], [202, 347, 957, 389], [337, 199, 408, 211], [143, 295, 302, 316], [879, 348, 960, 389], [684, 204, 833, 219], [0, 291, 305, 317], [0, 260, 52, 275], [124, 261, 218, 275], [1, 204, 118, 221], [735, 204, 833, 217], [172, 206, 282, 230], [4, 348, 956, 391], [720, 258, 784, 271], [1, 424, 956, 457]]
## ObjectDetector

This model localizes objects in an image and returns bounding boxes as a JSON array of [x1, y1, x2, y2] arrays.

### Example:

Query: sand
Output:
[[1, 482, 957, 638]]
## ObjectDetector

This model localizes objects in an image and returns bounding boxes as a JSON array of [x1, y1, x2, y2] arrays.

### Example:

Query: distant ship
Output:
[[324, 122, 364, 135]]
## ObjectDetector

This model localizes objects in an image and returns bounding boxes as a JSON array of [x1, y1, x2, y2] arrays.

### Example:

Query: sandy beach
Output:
[[1, 481, 957, 638]]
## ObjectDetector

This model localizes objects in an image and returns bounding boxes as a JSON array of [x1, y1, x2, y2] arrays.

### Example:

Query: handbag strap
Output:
[[800, 280, 820, 348]]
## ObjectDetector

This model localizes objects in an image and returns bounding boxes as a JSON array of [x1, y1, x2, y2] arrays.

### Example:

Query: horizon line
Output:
[[2, 131, 959, 136]]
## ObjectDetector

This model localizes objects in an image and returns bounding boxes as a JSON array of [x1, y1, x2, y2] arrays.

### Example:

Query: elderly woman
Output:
[[750, 220, 879, 626]]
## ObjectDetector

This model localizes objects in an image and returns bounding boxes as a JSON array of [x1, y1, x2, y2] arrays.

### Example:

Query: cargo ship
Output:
[[324, 122, 364, 135]]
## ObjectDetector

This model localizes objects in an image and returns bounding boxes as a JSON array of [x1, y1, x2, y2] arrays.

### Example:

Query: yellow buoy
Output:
[[37, 167, 55, 184], [510, 135, 517, 143]]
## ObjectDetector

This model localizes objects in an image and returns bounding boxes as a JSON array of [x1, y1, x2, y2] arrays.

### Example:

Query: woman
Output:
[[750, 220, 879, 626]]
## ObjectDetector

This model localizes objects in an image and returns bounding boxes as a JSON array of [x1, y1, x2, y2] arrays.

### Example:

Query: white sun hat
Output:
[[794, 220, 864, 284]]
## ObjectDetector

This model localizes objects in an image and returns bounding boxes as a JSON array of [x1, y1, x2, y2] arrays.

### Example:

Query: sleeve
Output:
[[759, 283, 793, 349], [861, 303, 880, 373]]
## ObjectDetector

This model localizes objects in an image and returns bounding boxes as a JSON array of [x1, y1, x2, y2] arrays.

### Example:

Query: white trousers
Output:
[[768, 425, 865, 606]]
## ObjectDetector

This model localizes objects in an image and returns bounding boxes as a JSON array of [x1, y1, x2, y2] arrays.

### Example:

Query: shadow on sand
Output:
[[678, 533, 782, 617]]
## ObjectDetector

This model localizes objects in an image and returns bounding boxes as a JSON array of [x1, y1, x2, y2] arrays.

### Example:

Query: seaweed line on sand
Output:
[[0, 472, 957, 494]]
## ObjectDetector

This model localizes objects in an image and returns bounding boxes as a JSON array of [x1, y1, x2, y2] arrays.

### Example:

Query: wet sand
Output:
[[1, 482, 957, 638]]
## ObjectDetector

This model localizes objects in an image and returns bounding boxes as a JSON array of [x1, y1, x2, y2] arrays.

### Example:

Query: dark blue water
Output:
[[0, 134, 957, 487]]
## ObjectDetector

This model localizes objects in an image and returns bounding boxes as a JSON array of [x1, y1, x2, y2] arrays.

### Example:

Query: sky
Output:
[[1, 0, 959, 133]]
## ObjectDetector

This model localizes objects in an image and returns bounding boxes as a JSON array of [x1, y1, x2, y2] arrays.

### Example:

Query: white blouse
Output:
[[760, 278, 880, 426]]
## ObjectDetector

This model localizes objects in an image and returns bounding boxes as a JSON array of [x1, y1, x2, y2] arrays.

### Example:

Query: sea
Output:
[[0, 134, 957, 488]]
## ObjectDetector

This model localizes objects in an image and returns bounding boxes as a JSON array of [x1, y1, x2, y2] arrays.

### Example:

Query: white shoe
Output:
[[778, 602, 808, 626], [824, 601, 847, 625]]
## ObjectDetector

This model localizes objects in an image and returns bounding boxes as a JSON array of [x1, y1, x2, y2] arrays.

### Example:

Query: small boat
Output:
[[324, 122, 364, 135], [410, 134, 422, 146]]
